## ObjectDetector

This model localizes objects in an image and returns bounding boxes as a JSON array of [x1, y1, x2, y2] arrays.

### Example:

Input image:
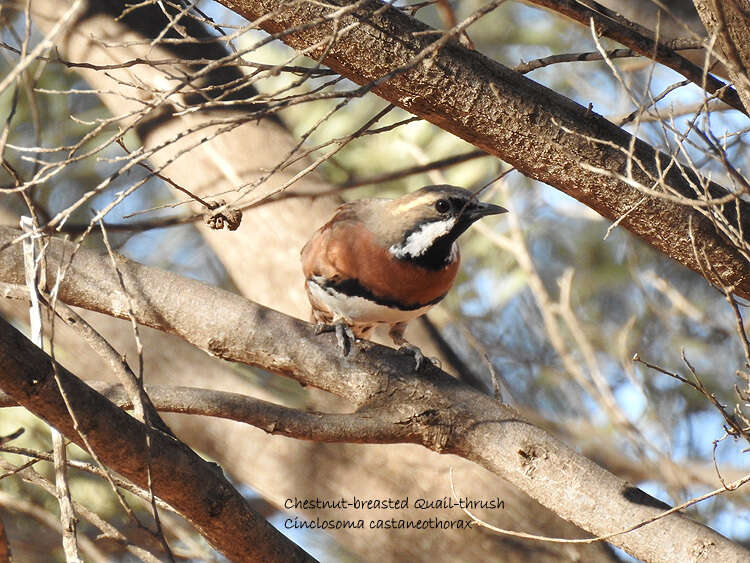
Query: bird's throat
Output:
[[389, 218, 467, 270], [409, 236, 459, 270]]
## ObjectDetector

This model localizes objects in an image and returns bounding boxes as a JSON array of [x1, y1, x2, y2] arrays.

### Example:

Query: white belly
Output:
[[307, 280, 434, 324]]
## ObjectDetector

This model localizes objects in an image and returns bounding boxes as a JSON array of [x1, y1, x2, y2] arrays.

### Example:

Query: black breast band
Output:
[[316, 277, 446, 311]]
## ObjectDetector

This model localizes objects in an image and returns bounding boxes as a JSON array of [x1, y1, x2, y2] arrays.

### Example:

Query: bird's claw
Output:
[[336, 323, 356, 356], [399, 343, 427, 371], [314, 322, 355, 356], [313, 323, 330, 336]]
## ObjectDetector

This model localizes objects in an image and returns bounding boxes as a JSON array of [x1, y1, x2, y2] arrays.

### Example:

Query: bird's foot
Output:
[[314, 321, 356, 356], [399, 343, 428, 371]]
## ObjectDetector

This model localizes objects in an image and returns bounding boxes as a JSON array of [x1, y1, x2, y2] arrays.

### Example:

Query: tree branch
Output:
[[0, 227, 746, 563], [216, 0, 750, 299], [0, 287, 313, 563], [0, 382, 413, 443], [525, 0, 743, 111], [692, 0, 750, 112]]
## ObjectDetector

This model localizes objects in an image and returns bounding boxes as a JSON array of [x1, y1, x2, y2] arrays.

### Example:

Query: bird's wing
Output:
[[301, 201, 362, 281]]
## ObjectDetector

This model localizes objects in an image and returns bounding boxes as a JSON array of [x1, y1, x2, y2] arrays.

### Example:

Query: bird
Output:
[[301, 184, 507, 369]]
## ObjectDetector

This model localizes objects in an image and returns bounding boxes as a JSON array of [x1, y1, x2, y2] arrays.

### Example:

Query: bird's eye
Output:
[[434, 199, 450, 214]]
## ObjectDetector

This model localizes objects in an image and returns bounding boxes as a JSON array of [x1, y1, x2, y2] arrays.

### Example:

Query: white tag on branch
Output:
[[20, 216, 42, 347]]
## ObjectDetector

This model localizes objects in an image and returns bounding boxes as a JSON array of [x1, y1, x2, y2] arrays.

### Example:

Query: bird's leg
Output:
[[388, 322, 426, 371], [314, 320, 356, 356], [336, 322, 355, 356]]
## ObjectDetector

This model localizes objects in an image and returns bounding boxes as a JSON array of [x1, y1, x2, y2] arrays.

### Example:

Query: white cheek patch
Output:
[[389, 218, 456, 258]]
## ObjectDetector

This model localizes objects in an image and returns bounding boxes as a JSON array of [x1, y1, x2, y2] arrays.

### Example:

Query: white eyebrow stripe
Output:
[[389, 218, 456, 258], [392, 194, 436, 213]]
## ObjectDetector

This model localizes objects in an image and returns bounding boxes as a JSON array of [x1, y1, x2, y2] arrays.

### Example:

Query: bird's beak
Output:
[[468, 201, 508, 220]]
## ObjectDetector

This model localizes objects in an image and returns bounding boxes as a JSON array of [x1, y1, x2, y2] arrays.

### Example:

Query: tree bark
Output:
[[9, 0, 749, 560], [1, 227, 746, 563], [693, 0, 750, 112], [0, 316, 314, 563], [218, 0, 750, 298], [6, 2, 617, 560]]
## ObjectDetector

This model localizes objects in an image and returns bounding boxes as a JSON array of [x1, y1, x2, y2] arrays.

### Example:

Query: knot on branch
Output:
[[517, 443, 548, 477], [413, 408, 452, 452], [205, 200, 242, 231], [206, 338, 230, 359]]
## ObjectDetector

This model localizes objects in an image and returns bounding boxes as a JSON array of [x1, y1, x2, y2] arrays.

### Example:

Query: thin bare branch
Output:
[[0, 227, 745, 563]]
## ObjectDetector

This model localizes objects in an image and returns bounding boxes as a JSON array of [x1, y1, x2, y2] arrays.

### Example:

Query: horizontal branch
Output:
[[0, 227, 746, 563], [5, 381, 747, 489], [219, 0, 750, 298], [0, 382, 414, 443]]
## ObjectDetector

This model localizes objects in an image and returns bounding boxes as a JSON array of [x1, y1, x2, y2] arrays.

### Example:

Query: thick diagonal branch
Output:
[[0, 227, 746, 563], [0, 307, 312, 562], [219, 0, 750, 298]]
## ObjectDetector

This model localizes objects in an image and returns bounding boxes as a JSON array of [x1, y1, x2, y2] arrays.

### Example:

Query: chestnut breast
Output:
[[302, 217, 460, 309]]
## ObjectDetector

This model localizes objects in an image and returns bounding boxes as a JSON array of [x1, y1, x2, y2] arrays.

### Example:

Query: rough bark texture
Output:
[[693, 0, 750, 112], [8, 1, 748, 560], [1, 228, 747, 563], [7, 300, 616, 563], [7, 2, 619, 561], [219, 0, 750, 298], [0, 316, 313, 563]]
